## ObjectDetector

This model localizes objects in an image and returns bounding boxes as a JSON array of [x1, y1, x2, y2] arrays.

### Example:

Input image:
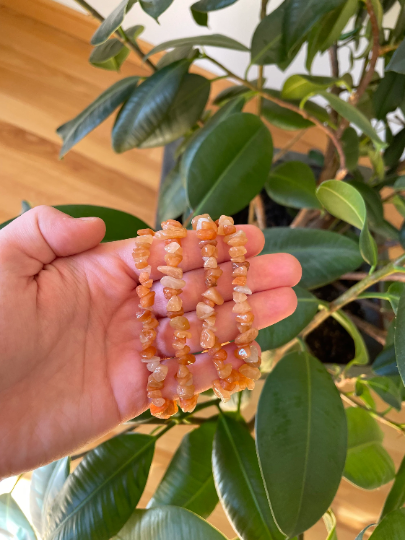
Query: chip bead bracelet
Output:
[[155, 219, 198, 415]]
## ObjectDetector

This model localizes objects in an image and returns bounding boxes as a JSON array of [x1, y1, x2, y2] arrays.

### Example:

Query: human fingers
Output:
[[152, 253, 301, 317], [156, 286, 298, 357]]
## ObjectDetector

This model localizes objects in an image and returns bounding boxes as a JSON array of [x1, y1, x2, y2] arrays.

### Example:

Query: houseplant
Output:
[[3, 0, 405, 537]]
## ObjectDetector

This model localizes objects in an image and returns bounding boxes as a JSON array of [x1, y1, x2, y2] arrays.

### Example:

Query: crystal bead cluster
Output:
[[135, 215, 261, 418], [156, 219, 198, 415]]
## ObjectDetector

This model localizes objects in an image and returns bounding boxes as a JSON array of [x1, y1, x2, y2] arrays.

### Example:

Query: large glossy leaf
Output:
[[212, 414, 284, 540], [341, 127, 359, 171], [180, 97, 245, 184], [317, 180, 378, 268], [343, 408, 395, 490], [91, 0, 137, 45], [57, 77, 139, 157], [387, 39, 405, 73], [347, 180, 384, 229], [366, 376, 402, 410], [140, 74, 210, 148], [157, 45, 194, 69], [262, 228, 362, 289], [283, 0, 346, 53], [0, 493, 37, 540], [282, 75, 340, 100], [373, 72, 405, 120], [258, 287, 318, 350], [384, 128, 405, 169], [148, 422, 218, 518], [157, 166, 187, 223], [373, 345, 399, 377], [89, 39, 129, 71], [139, 0, 174, 20], [45, 434, 155, 540], [319, 92, 385, 147], [186, 113, 273, 219], [395, 288, 405, 385], [112, 506, 227, 539], [250, 3, 286, 65], [266, 161, 321, 209], [191, 0, 239, 11], [112, 60, 189, 152], [256, 352, 347, 538], [0, 205, 149, 242], [369, 508, 405, 538], [381, 455, 405, 519], [30, 458, 70, 535], [144, 34, 248, 59]]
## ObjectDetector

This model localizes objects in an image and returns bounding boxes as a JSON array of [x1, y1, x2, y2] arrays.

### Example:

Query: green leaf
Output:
[[139, 0, 174, 20], [91, 0, 137, 46], [185, 113, 273, 220], [212, 414, 284, 540], [316, 180, 378, 268], [156, 45, 194, 69], [284, 0, 347, 53], [180, 97, 245, 185], [138, 74, 211, 148], [343, 408, 395, 490], [355, 379, 376, 409], [191, 7, 208, 25], [213, 84, 253, 106], [369, 508, 405, 538], [341, 127, 359, 171], [30, 458, 70, 535], [355, 524, 376, 539], [282, 74, 343, 100], [57, 76, 139, 157], [347, 180, 384, 229], [323, 509, 337, 540], [89, 39, 129, 71], [319, 91, 385, 147], [366, 376, 402, 410], [395, 288, 405, 385], [373, 72, 405, 120], [144, 34, 248, 59], [124, 24, 145, 42], [387, 39, 405, 73], [384, 128, 405, 169], [0, 493, 37, 540], [112, 60, 190, 152], [250, 2, 286, 65], [388, 283, 405, 314], [157, 166, 187, 223], [258, 287, 318, 351], [262, 228, 362, 289], [319, 0, 359, 53], [373, 345, 399, 377], [112, 506, 227, 540], [191, 0, 239, 11], [46, 433, 155, 540], [256, 352, 347, 538], [331, 309, 369, 367], [265, 161, 321, 209], [381, 455, 405, 519], [148, 422, 218, 518]]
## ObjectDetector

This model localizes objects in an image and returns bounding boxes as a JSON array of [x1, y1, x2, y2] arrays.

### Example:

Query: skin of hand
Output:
[[0, 206, 301, 478]]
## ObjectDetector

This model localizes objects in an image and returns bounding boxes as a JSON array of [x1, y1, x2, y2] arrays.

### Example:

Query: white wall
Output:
[[54, 0, 401, 88]]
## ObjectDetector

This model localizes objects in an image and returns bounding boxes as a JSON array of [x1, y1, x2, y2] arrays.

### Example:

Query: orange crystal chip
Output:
[[239, 364, 261, 381], [161, 219, 183, 229], [165, 254, 183, 267], [138, 228, 155, 236], [202, 287, 224, 305], [179, 394, 198, 412], [140, 291, 155, 308], [235, 328, 258, 345]]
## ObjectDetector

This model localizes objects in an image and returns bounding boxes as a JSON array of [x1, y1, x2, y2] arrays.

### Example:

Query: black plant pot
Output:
[[158, 144, 384, 365]]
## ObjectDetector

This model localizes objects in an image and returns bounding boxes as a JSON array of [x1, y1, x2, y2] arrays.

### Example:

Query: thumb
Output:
[[0, 206, 106, 276]]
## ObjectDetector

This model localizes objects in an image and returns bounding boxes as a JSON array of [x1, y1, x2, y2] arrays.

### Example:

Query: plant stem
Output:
[[203, 54, 347, 179], [342, 271, 405, 283], [344, 311, 387, 345], [272, 130, 305, 163], [73, 0, 157, 72], [340, 393, 405, 434], [298, 533, 304, 540], [10, 474, 23, 494]]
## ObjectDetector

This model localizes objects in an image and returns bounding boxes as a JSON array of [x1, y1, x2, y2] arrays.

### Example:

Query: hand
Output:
[[0, 206, 301, 477]]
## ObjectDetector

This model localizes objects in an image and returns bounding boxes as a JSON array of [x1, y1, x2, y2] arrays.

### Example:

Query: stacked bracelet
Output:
[[155, 219, 198, 414]]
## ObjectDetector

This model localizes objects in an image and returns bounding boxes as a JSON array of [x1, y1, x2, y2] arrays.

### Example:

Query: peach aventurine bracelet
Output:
[[134, 215, 261, 418]]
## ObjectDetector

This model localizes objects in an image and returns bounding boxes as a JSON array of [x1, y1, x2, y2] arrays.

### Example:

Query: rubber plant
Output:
[[3, 0, 405, 538]]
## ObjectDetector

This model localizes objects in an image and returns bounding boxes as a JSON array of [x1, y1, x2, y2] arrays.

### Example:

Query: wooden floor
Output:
[[0, 0, 404, 538]]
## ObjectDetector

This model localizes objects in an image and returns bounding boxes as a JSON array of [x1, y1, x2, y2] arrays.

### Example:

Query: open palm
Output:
[[0, 206, 301, 478]]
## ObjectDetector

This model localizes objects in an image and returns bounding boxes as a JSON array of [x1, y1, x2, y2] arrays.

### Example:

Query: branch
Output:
[[344, 311, 387, 346], [340, 393, 405, 434], [203, 54, 347, 179], [341, 271, 405, 283], [74, 0, 157, 72], [350, 0, 380, 106]]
